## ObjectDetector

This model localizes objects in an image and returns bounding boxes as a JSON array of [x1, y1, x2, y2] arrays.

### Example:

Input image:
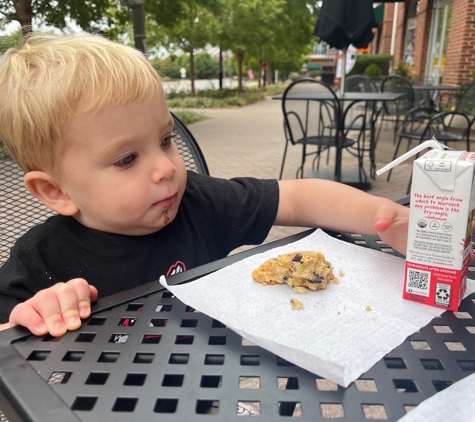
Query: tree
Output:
[[0, 0, 112, 35], [260, 0, 318, 83], [146, 0, 221, 95], [212, 0, 285, 90]]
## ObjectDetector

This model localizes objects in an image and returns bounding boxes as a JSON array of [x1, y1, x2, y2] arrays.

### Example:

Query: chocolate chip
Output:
[[308, 273, 324, 284], [283, 276, 290, 281], [292, 253, 303, 263]]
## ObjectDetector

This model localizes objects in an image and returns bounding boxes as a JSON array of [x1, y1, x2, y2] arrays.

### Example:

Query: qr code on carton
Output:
[[406, 269, 431, 297]]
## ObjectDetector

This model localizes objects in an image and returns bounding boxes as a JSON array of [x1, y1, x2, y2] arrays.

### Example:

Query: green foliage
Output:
[[308, 69, 322, 78], [348, 54, 393, 77], [394, 61, 418, 82], [146, 0, 220, 93], [0, 0, 112, 33], [174, 52, 219, 79], [151, 57, 182, 80], [194, 52, 219, 79], [209, 0, 316, 87], [0, 29, 23, 53], [363, 63, 382, 79], [166, 84, 289, 108], [172, 110, 206, 125]]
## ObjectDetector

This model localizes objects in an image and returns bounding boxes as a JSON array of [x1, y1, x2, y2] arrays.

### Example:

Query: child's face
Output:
[[56, 94, 187, 235]]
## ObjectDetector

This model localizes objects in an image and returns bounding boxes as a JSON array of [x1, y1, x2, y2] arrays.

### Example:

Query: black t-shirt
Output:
[[0, 172, 279, 322]]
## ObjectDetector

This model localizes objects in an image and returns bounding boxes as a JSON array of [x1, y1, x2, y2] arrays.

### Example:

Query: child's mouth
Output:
[[153, 193, 178, 208]]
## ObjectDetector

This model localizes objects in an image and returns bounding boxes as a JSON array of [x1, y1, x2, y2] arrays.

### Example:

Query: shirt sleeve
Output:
[[182, 172, 280, 257]]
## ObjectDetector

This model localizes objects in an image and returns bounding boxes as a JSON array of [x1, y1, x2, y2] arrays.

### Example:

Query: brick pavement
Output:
[[172, 97, 421, 252]]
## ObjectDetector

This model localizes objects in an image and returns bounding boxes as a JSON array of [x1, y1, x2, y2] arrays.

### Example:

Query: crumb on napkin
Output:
[[365, 305, 372, 312], [338, 270, 345, 277], [293, 286, 307, 294], [290, 298, 304, 310]]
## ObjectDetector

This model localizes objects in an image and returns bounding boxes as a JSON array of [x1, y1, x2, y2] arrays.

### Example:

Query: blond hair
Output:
[[0, 34, 162, 173]]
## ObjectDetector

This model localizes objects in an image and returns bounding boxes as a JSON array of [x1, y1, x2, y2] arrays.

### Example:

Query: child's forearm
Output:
[[0, 322, 11, 331], [276, 179, 398, 233]]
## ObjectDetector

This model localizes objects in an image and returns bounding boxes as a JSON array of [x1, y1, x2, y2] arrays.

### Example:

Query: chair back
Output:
[[345, 75, 378, 93], [282, 78, 340, 146], [381, 74, 415, 115], [0, 113, 209, 265], [170, 112, 209, 175], [455, 81, 475, 118]]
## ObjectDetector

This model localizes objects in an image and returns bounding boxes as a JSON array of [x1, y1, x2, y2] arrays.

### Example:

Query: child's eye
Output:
[[114, 154, 136, 168], [161, 131, 179, 148]]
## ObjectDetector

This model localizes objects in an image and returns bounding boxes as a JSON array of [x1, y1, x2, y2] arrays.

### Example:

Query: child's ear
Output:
[[24, 171, 78, 216]]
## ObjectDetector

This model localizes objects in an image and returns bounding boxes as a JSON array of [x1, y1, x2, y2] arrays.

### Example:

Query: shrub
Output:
[[308, 69, 322, 78], [348, 54, 393, 77], [363, 63, 382, 79], [172, 110, 206, 125], [151, 57, 182, 79], [394, 61, 418, 82]]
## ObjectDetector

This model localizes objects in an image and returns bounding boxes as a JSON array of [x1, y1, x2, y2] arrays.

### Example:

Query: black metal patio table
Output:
[[274, 92, 402, 190], [412, 84, 465, 109], [1, 219, 474, 421]]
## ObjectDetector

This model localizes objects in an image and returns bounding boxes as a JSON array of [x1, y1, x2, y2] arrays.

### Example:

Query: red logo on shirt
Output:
[[167, 261, 186, 276]]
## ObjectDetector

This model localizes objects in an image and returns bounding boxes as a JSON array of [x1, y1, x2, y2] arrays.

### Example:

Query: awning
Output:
[[374, 4, 384, 23]]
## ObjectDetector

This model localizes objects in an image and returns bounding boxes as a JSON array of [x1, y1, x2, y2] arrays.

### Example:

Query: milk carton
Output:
[[404, 149, 475, 311]]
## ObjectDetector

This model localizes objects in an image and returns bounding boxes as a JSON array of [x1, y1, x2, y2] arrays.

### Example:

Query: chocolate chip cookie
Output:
[[251, 251, 335, 291]]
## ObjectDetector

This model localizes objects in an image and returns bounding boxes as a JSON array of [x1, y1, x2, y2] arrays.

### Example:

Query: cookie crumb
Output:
[[333, 278, 340, 284], [372, 317, 376, 322], [313, 304, 316, 308], [365, 305, 372, 312], [343, 306, 346, 310], [338, 270, 345, 277], [337, 311, 341, 315], [293, 286, 307, 294], [290, 298, 304, 310]]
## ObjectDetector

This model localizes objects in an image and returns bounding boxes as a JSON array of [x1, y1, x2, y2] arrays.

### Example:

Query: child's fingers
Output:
[[9, 279, 97, 337], [9, 303, 49, 336], [373, 205, 394, 233], [55, 282, 83, 331], [68, 278, 95, 319], [34, 288, 69, 336]]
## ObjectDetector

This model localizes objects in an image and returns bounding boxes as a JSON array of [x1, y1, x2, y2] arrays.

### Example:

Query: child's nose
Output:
[[151, 154, 177, 183]]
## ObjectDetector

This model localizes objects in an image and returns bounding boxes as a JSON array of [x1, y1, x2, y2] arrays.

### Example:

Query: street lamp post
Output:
[[129, 0, 147, 56]]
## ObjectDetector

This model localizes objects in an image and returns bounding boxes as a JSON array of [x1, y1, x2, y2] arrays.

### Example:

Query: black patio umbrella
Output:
[[314, 0, 375, 92]]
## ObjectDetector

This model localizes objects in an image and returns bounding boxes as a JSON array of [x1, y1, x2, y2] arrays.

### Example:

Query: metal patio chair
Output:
[[381, 75, 415, 144], [343, 75, 383, 178], [386, 82, 475, 192], [0, 112, 209, 266], [279, 77, 358, 180]]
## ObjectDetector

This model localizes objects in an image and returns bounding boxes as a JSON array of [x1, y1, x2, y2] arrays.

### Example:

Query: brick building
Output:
[[375, 0, 475, 86]]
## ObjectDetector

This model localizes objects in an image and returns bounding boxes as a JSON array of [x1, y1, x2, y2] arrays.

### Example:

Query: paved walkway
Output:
[[172, 97, 417, 251]]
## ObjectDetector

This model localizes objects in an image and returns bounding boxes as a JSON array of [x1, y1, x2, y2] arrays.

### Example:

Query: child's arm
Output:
[[276, 179, 409, 255], [0, 278, 98, 336]]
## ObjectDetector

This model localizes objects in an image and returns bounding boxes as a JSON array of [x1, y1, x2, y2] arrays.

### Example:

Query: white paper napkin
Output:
[[397, 372, 475, 422], [160, 229, 475, 387]]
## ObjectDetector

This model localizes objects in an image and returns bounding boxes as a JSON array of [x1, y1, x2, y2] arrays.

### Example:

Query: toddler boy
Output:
[[0, 34, 409, 337]]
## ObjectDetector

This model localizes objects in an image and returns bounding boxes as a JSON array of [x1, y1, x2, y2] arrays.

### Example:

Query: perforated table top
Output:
[[1, 230, 475, 422]]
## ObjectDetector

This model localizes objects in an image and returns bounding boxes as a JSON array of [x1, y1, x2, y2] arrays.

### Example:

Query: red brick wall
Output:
[[442, 0, 475, 86], [381, 3, 396, 54], [379, 0, 475, 85]]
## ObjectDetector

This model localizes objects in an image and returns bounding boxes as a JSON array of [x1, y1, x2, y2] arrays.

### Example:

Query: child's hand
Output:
[[373, 204, 410, 256], [9, 278, 98, 337]]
